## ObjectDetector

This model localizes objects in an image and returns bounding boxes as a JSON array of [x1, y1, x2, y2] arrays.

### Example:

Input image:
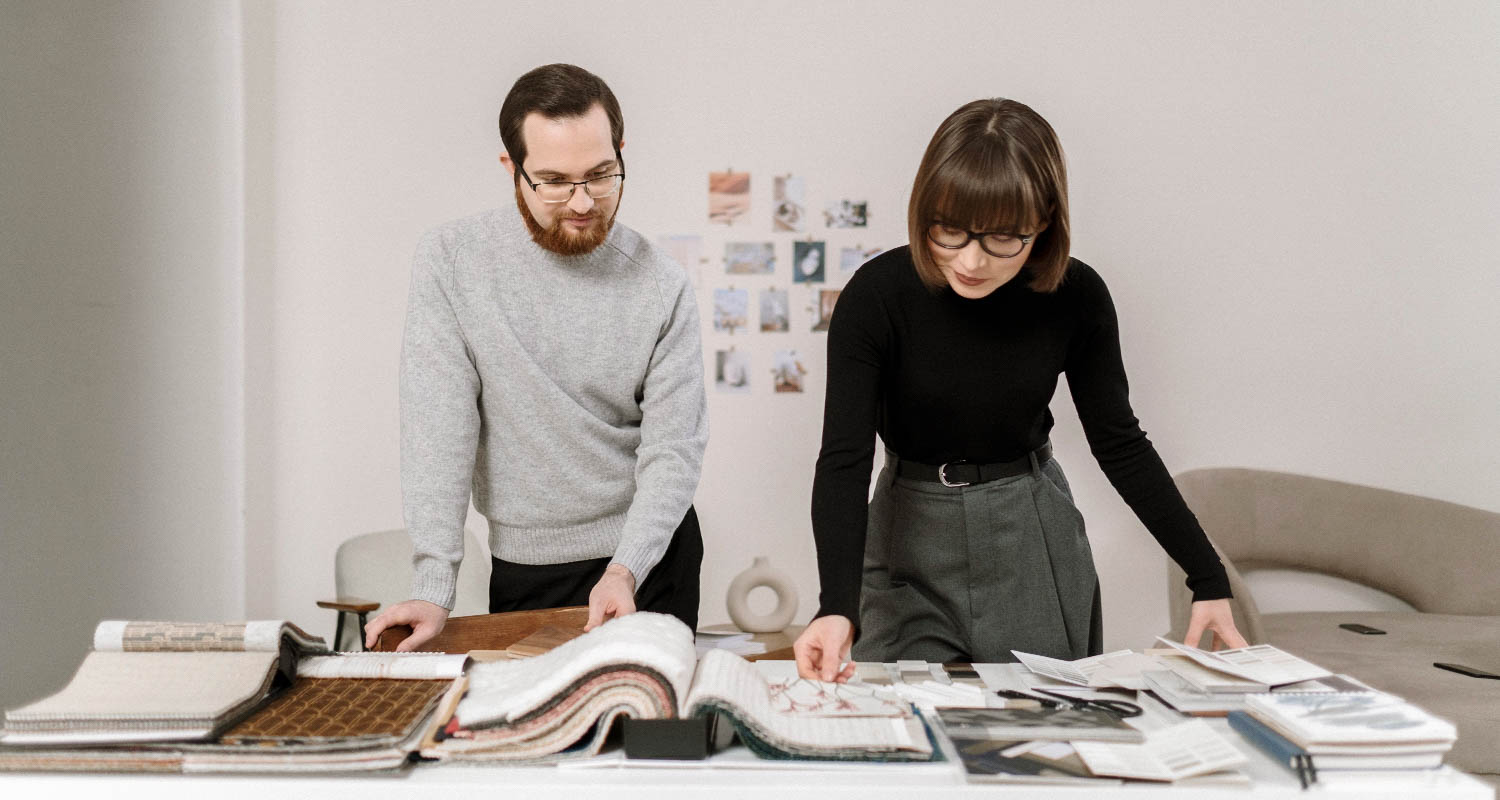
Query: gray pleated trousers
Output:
[[851, 450, 1103, 664]]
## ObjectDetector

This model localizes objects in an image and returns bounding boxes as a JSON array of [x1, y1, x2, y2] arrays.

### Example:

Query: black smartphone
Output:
[[1338, 622, 1386, 635], [1434, 662, 1500, 680]]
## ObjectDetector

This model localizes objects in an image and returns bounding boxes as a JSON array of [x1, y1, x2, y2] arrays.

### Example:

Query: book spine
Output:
[[1227, 711, 1315, 788]]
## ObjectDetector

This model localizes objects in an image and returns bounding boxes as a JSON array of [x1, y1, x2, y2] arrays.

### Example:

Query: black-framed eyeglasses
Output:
[[926, 222, 1038, 259], [517, 155, 625, 204]]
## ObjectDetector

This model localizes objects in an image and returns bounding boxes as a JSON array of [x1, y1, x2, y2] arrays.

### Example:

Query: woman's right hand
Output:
[[793, 615, 857, 682]]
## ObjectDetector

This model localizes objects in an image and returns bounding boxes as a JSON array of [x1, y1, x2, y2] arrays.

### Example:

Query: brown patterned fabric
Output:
[[120, 622, 248, 652], [0, 746, 182, 773], [219, 678, 450, 744]]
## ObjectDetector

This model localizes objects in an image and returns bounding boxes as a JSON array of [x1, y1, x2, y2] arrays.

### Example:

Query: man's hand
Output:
[[585, 564, 637, 631], [1183, 598, 1250, 650], [793, 615, 857, 683], [363, 599, 449, 652]]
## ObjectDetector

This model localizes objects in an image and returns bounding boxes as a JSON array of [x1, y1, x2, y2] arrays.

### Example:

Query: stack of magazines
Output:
[[1229, 691, 1457, 786]]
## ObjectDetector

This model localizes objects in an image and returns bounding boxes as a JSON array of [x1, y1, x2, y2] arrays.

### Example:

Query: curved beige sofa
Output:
[[1165, 468, 1500, 779]]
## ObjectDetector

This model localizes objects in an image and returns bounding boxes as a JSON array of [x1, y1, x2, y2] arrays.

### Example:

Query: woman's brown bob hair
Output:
[[907, 98, 1071, 293]]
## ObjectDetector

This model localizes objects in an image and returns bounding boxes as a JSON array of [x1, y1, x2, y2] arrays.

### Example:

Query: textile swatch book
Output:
[[424, 612, 935, 764], [0, 622, 469, 774]]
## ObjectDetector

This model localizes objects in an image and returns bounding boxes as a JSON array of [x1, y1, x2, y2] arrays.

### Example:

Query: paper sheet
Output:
[[1011, 649, 1162, 689], [1072, 719, 1247, 781], [297, 653, 467, 679], [1154, 638, 1331, 685]]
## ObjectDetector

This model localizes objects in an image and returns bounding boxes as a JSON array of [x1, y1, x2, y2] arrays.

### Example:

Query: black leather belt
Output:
[[895, 443, 1052, 488]]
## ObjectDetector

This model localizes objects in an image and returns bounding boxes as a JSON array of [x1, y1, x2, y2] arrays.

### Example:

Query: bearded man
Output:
[[366, 64, 708, 651]]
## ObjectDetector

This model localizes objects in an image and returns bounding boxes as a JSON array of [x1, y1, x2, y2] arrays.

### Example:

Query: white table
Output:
[[1, 662, 1492, 799]]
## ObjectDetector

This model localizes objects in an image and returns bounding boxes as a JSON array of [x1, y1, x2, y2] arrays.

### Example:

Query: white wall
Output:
[[0, 0, 245, 709], [2, 2, 1496, 710], [252, 0, 1500, 650]]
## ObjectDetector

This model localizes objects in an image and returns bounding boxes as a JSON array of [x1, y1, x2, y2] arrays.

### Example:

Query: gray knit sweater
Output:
[[400, 204, 708, 610]]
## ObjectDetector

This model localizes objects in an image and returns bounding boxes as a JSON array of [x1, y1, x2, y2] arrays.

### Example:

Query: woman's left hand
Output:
[[1183, 598, 1249, 650]]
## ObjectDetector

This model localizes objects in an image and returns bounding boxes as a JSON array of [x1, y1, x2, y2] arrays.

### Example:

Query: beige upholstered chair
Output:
[[1165, 468, 1500, 778], [317, 528, 490, 650]]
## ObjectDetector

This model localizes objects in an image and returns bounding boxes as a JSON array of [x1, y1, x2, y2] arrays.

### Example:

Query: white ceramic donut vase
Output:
[[725, 557, 799, 633]]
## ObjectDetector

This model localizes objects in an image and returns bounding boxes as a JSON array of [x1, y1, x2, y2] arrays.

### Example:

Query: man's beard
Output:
[[515, 181, 619, 256]]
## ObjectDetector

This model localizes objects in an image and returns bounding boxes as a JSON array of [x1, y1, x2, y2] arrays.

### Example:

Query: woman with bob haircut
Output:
[[793, 98, 1247, 681]]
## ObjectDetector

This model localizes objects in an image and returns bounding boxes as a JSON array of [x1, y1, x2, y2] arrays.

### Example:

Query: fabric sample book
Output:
[[423, 612, 935, 764], [1, 620, 328, 746], [1, 642, 465, 774]]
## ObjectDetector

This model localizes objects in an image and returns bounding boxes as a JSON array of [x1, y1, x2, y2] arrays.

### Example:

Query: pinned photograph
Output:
[[713, 288, 749, 333], [823, 199, 869, 228], [759, 288, 789, 332], [725, 242, 775, 275], [715, 349, 751, 394], [658, 234, 704, 286], [657, 234, 703, 269], [812, 289, 841, 332], [792, 241, 825, 284], [839, 245, 884, 274], [709, 171, 751, 225], [772, 349, 808, 393], [772, 175, 806, 233]]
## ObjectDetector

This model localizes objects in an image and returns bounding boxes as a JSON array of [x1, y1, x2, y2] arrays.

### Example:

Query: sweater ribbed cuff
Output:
[[410, 556, 458, 611], [610, 537, 663, 590]]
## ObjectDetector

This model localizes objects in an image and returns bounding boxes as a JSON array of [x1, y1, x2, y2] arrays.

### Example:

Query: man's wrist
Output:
[[603, 562, 636, 589]]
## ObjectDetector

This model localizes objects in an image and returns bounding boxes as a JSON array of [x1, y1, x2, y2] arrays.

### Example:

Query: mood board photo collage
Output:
[[657, 171, 886, 396]]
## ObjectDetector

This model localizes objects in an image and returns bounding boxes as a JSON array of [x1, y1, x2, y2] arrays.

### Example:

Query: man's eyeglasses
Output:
[[926, 223, 1038, 259], [517, 159, 625, 204]]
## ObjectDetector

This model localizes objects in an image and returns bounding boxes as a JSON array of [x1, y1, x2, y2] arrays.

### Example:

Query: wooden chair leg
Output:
[[333, 612, 346, 653], [357, 611, 370, 652]]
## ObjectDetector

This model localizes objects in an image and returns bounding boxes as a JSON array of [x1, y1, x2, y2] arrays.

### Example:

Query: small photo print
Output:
[[792, 241, 825, 284], [715, 349, 751, 394], [657, 234, 703, 269], [812, 289, 841, 332], [823, 199, 869, 228], [772, 175, 806, 233], [759, 288, 789, 332], [658, 234, 704, 286], [839, 245, 883, 274], [772, 349, 807, 393], [709, 171, 751, 225], [726, 241, 776, 275], [713, 288, 749, 333]]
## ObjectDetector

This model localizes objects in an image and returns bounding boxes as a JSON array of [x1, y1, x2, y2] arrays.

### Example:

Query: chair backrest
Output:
[[334, 528, 490, 617], [372, 607, 590, 653], [1167, 468, 1500, 642]]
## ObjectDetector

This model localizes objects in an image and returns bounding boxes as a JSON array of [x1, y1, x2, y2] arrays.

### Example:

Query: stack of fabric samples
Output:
[[0, 621, 465, 774], [1, 620, 327, 749], [422, 612, 935, 764]]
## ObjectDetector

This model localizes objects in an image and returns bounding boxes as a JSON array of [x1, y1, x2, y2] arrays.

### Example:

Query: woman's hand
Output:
[[1183, 598, 1249, 650], [793, 615, 857, 682]]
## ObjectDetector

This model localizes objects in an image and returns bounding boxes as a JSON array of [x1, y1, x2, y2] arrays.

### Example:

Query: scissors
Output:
[[1029, 688, 1142, 719]]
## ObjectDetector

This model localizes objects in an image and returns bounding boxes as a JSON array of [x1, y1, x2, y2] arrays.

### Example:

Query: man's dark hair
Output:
[[499, 64, 624, 168]]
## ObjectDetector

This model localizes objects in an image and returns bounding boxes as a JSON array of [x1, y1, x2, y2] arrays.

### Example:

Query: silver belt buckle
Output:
[[938, 462, 971, 488]]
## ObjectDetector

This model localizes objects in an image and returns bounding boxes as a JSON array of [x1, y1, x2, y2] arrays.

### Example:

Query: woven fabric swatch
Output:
[[219, 678, 450, 743]]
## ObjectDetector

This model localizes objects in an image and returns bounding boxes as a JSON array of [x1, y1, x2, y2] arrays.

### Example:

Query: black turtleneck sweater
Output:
[[811, 247, 1230, 623]]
